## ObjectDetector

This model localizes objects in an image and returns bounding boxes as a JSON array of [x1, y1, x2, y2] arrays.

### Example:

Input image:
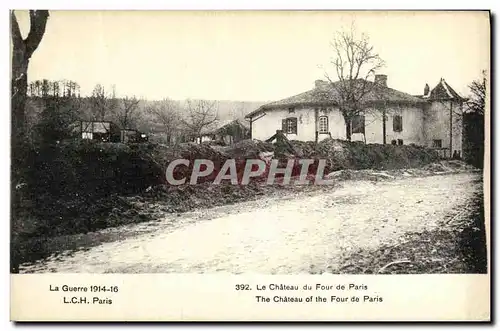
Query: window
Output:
[[282, 117, 297, 134], [393, 115, 403, 132], [397, 139, 403, 145], [391, 140, 397, 145], [433, 139, 442, 148], [318, 116, 329, 133], [351, 115, 365, 134], [288, 107, 295, 113], [82, 132, 93, 140]]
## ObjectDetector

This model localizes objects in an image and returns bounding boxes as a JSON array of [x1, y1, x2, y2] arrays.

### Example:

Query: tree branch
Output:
[[25, 10, 50, 58], [323, 24, 385, 139], [10, 11, 24, 49]]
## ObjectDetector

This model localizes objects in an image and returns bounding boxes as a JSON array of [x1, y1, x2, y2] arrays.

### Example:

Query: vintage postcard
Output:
[[10, 10, 490, 321]]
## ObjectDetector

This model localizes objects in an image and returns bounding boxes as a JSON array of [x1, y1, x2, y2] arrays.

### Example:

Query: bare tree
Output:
[[466, 70, 486, 115], [62, 79, 80, 98], [40, 79, 50, 97], [90, 84, 107, 120], [147, 98, 181, 143], [90, 84, 118, 121], [52, 80, 60, 97], [182, 99, 219, 143], [234, 101, 247, 120], [115, 96, 140, 128], [324, 25, 385, 141], [28, 79, 80, 98]]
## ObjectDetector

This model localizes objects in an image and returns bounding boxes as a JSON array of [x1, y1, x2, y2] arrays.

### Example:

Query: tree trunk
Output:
[[11, 17, 29, 275], [344, 115, 352, 141], [11, 54, 29, 176], [11, 10, 49, 273], [11, 10, 50, 177], [382, 108, 387, 144]]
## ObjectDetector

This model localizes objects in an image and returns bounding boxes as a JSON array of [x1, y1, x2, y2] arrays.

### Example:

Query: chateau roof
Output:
[[245, 79, 426, 118], [425, 78, 466, 101]]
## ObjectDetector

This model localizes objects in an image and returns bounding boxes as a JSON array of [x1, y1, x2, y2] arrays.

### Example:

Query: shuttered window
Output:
[[351, 115, 365, 134], [318, 116, 329, 133], [281, 117, 298, 134], [393, 115, 403, 132]]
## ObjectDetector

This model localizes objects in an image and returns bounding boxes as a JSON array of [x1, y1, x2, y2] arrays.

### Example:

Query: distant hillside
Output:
[[142, 99, 267, 120], [25, 97, 268, 136], [136, 99, 267, 133], [211, 100, 267, 121]]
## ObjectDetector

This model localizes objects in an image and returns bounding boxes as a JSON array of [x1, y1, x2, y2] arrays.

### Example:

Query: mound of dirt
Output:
[[132, 142, 228, 164], [421, 160, 478, 173], [289, 140, 317, 158], [224, 139, 275, 159], [130, 142, 230, 184], [421, 162, 448, 172], [441, 160, 478, 171], [315, 138, 352, 170], [311, 138, 440, 171], [325, 169, 397, 182]]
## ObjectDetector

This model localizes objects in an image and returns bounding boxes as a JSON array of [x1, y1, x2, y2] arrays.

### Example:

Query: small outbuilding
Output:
[[80, 121, 121, 142], [198, 119, 250, 145]]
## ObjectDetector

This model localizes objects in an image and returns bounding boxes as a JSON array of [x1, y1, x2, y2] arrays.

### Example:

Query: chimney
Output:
[[374, 74, 387, 87], [315, 79, 328, 89], [424, 83, 430, 96]]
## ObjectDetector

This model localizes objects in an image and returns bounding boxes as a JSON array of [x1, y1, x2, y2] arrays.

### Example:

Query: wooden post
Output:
[[382, 107, 387, 144], [276, 129, 283, 145], [314, 108, 319, 143], [449, 101, 453, 159]]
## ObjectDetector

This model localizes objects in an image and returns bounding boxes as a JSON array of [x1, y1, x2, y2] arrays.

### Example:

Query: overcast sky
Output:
[[14, 10, 489, 101]]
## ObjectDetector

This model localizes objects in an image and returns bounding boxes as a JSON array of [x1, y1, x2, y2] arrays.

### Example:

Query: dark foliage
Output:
[[32, 97, 81, 144], [463, 112, 485, 169]]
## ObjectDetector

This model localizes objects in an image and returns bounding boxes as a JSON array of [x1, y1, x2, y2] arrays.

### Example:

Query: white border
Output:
[[2, 1, 496, 329], [4, 0, 498, 10]]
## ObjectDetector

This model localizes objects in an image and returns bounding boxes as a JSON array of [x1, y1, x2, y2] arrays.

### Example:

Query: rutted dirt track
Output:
[[21, 172, 481, 274]]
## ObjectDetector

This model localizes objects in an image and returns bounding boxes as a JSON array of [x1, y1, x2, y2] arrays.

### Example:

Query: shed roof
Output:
[[200, 119, 249, 135]]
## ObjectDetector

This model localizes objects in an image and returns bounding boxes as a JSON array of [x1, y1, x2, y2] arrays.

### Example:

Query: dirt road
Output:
[[21, 172, 481, 274]]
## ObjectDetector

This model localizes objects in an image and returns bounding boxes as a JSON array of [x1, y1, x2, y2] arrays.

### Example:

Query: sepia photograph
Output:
[[5, 7, 492, 322], [9, 9, 490, 322], [6, 8, 492, 321]]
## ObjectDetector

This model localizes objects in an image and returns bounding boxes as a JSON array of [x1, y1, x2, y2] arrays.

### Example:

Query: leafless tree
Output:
[[183, 99, 219, 143], [324, 25, 385, 141], [90, 84, 118, 121], [115, 96, 140, 128], [62, 79, 80, 98], [90, 84, 107, 120], [28, 79, 80, 98], [466, 70, 487, 115], [147, 98, 181, 143], [232, 101, 247, 119]]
